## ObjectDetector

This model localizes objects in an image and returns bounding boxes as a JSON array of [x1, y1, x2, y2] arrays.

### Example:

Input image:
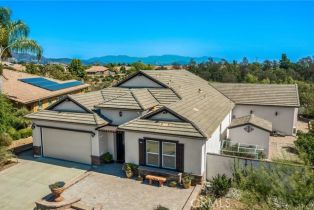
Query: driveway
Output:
[[63, 164, 197, 210], [0, 151, 89, 210]]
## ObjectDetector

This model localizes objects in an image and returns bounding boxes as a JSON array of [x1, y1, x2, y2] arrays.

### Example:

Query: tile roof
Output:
[[86, 66, 109, 73], [211, 83, 300, 107], [119, 70, 235, 138], [229, 114, 272, 132], [26, 110, 108, 126], [119, 119, 204, 138], [1, 69, 89, 104]]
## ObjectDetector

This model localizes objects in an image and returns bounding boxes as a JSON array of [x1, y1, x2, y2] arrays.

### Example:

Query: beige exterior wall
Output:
[[228, 125, 270, 158], [100, 108, 142, 125], [119, 74, 163, 88], [124, 131, 206, 176], [52, 100, 87, 112], [232, 105, 298, 135], [149, 111, 182, 121]]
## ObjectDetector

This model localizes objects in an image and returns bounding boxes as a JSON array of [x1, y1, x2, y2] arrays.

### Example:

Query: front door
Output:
[[116, 132, 125, 163]]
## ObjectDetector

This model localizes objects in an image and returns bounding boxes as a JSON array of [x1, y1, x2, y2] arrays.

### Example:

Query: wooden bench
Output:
[[145, 175, 167, 187]]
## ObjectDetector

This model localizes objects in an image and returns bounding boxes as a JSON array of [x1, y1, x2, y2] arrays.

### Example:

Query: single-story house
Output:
[[1, 69, 89, 112], [26, 70, 299, 183], [86, 66, 109, 76]]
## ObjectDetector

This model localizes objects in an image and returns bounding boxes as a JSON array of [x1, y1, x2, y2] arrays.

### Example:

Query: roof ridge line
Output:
[[130, 89, 144, 110]]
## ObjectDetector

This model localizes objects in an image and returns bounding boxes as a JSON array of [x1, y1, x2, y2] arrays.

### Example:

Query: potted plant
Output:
[[137, 175, 144, 182], [49, 181, 65, 202], [101, 152, 113, 163], [168, 180, 177, 188], [182, 173, 194, 189], [122, 163, 133, 178]]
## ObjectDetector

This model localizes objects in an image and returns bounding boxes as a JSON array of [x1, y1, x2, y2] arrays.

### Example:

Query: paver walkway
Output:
[[0, 151, 88, 210], [63, 164, 196, 210]]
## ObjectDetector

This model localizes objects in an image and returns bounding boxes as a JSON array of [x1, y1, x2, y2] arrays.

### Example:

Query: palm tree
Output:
[[0, 7, 42, 62]]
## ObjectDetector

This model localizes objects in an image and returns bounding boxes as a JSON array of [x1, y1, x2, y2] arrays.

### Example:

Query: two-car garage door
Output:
[[42, 128, 92, 164]]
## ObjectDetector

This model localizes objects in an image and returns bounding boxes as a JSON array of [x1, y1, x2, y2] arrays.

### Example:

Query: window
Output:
[[146, 140, 159, 167], [38, 100, 43, 110], [162, 142, 176, 169]]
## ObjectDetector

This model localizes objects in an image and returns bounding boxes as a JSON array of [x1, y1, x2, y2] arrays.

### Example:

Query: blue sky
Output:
[[1, 1, 314, 61]]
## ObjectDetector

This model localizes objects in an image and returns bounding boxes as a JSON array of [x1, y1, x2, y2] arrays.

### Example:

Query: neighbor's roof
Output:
[[229, 114, 272, 132], [119, 119, 204, 138], [85, 66, 109, 73], [211, 83, 300, 107], [26, 110, 108, 126], [1, 69, 89, 104]]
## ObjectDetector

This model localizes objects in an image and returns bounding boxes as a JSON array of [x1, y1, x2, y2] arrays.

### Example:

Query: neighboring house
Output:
[[86, 66, 109, 76], [1, 69, 89, 112], [26, 70, 299, 183]]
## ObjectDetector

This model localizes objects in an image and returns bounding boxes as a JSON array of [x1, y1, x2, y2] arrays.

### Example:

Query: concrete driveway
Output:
[[0, 151, 89, 210]]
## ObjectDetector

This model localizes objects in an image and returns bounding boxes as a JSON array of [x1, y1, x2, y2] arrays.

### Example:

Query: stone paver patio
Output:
[[63, 164, 196, 210]]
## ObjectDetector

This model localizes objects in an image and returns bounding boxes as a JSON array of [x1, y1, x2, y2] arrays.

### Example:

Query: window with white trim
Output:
[[146, 140, 159, 167], [162, 142, 176, 169]]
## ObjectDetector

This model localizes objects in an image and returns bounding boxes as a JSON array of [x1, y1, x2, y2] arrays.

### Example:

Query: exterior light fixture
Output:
[[119, 111, 123, 117]]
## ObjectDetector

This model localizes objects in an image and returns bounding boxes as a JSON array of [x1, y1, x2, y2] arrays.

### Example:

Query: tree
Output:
[[279, 53, 291, 69], [245, 73, 258, 83], [0, 7, 42, 62], [68, 59, 86, 79]]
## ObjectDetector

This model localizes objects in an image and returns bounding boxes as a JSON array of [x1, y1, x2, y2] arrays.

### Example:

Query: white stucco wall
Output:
[[229, 125, 270, 157], [232, 105, 298, 135], [205, 111, 232, 154], [100, 109, 142, 125], [99, 131, 116, 159], [51, 100, 86, 112], [149, 111, 182, 121], [124, 131, 206, 176], [31, 120, 101, 157], [119, 74, 163, 88]]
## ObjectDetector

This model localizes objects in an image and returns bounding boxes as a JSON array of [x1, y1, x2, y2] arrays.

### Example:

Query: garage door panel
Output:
[[42, 128, 92, 164]]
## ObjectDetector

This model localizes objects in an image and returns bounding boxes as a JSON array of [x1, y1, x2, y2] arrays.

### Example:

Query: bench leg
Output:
[[159, 181, 163, 187], [149, 179, 152, 185]]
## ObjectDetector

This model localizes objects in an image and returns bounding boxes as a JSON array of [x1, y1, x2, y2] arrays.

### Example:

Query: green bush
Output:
[[234, 163, 314, 209], [295, 132, 314, 165], [209, 174, 231, 198], [18, 128, 32, 139], [0, 133, 12, 147], [101, 152, 113, 163], [7, 128, 20, 140], [49, 181, 65, 190]]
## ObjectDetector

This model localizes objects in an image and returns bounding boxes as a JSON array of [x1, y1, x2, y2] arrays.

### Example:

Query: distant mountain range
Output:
[[12, 53, 221, 65]]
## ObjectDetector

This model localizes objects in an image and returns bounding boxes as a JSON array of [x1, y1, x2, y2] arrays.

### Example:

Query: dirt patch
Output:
[[8, 137, 33, 150], [212, 198, 246, 210], [0, 161, 18, 172]]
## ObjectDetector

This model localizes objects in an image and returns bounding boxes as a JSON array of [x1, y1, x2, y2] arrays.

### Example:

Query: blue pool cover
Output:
[[19, 77, 83, 91]]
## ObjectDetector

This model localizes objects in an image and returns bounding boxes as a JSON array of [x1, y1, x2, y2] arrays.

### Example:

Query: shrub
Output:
[[17, 128, 32, 139], [122, 163, 138, 172], [0, 147, 15, 166], [295, 132, 314, 165], [101, 152, 113, 163], [49, 181, 65, 190], [209, 174, 231, 198], [0, 133, 12, 147], [234, 163, 314, 209], [7, 128, 20, 140]]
